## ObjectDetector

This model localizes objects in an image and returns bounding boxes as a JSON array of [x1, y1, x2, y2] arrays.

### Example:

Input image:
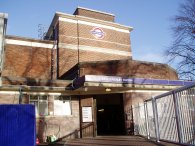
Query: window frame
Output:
[[29, 95, 49, 116]]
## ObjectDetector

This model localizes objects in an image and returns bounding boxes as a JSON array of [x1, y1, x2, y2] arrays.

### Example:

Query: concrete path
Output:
[[39, 136, 182, 146]]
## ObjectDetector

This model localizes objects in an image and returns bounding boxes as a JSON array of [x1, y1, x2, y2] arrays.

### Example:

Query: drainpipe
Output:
[[51, 27, 56, 80], [19, 86, 23, 104], [76, 17, 80, 78], [0, 13, 8, 76]]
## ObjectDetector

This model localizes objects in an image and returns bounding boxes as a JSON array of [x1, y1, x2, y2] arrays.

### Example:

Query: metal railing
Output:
[[133, 83, 195, 145], [57, 122, 95, 142], [81, 122, 95, 138]]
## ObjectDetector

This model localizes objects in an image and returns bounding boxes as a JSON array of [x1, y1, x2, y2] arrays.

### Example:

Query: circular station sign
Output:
[[91, 27, 105, 39]]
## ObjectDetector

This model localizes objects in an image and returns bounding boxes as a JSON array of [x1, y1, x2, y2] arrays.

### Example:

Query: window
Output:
[[54, 96, 71, 116], [29, 95, 48, 116]]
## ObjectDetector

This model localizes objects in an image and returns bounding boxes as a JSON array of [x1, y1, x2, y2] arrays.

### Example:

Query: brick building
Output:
[[0, 7, 193, 142]]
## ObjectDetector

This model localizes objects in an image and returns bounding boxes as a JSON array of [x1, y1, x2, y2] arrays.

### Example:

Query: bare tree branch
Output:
[[166, 0, 195, 79]]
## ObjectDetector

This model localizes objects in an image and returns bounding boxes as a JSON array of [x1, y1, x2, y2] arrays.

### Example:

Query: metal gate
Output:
[[133, 83, 195, 145]]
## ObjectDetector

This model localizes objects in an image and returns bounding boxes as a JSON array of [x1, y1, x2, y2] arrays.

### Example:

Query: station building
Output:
[[0, 7, 193, 142]]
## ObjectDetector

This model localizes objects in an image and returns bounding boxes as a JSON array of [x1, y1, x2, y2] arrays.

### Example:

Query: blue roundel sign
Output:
[[91, 27, 105, 39]]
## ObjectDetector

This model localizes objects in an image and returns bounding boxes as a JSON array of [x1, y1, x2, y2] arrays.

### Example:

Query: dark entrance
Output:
[[95, 94, 125, 135]]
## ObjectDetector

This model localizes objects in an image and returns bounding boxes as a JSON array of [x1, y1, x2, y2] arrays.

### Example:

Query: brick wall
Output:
[[36, 97, 80, 142], [0, 93, 19, 104], [2, 36, 54, 80], [57, 17, 132, 77], [1, 76, 71, 87], [0, 93, 80, 142], [124, 92, 167, 107], [78, 60, 178, 80], [79, 50, 129, 63], [57, 47, 78, 78], [57, 21, 77, 78], [58, 21, 131, 50], [0, 93, 79, 142]]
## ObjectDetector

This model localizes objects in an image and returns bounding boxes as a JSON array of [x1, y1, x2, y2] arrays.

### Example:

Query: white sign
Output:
[[82, 107, 92, 122], [54, 100, 71, 116]]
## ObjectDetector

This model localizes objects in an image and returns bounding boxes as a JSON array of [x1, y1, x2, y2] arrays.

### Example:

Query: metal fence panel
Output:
[[138, 104, 147, 136], [176, 87, 195, 145], [146, 101, 156, 138], [133, 83, 195, 145], [133, 105, 139, 135], [156, 95, 179, 142], [133, 104, 147, 136]]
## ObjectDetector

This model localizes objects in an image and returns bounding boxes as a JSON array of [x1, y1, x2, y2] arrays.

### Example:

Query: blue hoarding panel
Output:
[[0, 104, 36, 146]]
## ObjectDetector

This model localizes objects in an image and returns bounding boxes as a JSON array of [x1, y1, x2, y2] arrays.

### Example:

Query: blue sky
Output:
[[1, 0, 182, 67]]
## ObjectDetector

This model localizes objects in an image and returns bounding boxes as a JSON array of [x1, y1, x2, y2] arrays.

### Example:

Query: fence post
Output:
[[152, 97, 160, 142], [144, 102, 150, 139], [133, 105, 140, 135], [137, 103, 140, 135], [172, 91, 182, 143]]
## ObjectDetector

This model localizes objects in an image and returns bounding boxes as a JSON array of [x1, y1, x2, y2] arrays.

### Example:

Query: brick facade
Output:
[[0, 92, 80, 142], [0, 7, 182, 141], [56, 11, 132, 77], [73, 7, 115, 22], [3, 36, 54, 79], [58, 22, 130, 50], [36, 97, 80, 142], [62, 59, 178, 80], [57, 47, 78, 78]]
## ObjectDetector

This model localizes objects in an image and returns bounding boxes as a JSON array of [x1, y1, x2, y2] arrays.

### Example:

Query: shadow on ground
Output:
[[38, 136, 182, 146]]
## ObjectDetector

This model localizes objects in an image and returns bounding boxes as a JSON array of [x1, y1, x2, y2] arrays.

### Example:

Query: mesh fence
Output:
[[133, 83, 195, 145]]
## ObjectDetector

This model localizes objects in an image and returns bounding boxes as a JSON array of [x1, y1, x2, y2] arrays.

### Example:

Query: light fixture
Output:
[[105, 88, 111, 92], [98, 109, 104, 112]]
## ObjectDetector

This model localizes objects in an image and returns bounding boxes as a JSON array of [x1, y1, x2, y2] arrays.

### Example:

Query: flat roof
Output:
[[75, 6, 115, 16]]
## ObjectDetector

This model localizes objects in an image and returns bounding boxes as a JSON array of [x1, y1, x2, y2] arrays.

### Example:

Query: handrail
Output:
[[56, 122, 94, 142]]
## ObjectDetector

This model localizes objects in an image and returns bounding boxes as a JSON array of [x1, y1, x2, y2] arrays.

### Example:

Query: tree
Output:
[[166, 0, 195, 79]]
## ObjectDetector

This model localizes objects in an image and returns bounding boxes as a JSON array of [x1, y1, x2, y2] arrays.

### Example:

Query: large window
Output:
[[29, 95, 48, 116], [54, 96, 71, 116], [29, 95, 72, 116]]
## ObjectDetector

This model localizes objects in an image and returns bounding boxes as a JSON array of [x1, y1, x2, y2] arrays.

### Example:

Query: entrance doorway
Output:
[[95, 94, 125, 135]]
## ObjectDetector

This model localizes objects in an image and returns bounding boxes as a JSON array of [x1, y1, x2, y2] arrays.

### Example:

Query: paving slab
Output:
[[38, 136, 182, 146]]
